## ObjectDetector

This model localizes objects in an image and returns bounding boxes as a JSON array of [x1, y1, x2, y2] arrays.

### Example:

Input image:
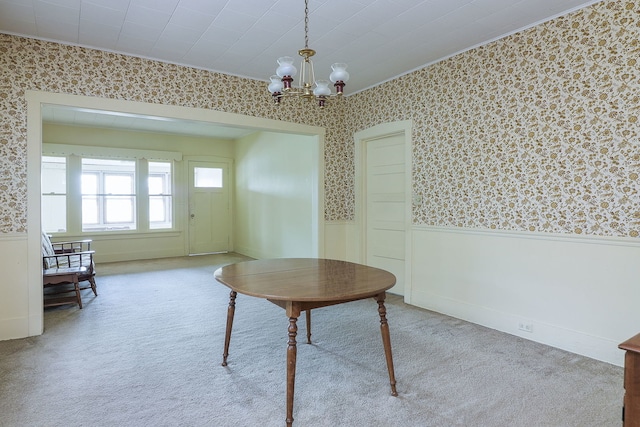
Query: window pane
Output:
[[149, 162, 172, 229], [105, 174, 133, 194], [149, 196, 166, 222], [42, 156, 67, 233], [194, 167, 222, 188], [149, 162, 171, 194], [82, 196, 99, 224], [42, 194, 67, 232], [82, 173, 98, 195], [105, 196, 134, 223], [42, 156, 66, 194], [148, 176, 164, 195]]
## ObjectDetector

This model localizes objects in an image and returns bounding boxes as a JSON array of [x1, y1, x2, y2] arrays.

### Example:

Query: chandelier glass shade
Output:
[[268, 0, 350, 108]]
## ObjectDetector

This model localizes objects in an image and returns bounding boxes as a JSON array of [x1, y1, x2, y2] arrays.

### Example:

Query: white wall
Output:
[[234, 131, 320, 259], [324, 221, 352, 261]]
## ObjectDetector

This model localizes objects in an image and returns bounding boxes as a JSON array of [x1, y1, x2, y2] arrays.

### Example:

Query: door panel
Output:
[[365, 133, 406, 295], [188, 161, 230, 255]]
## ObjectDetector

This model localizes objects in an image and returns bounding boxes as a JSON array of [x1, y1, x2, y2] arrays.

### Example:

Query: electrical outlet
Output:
[[518, 322, 533, 333]]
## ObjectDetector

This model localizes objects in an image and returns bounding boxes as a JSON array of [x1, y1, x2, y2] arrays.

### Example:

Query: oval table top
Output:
[[214, 258, 396, 302]]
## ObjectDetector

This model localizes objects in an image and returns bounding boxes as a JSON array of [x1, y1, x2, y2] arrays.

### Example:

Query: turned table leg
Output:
[[375, 292, 398, 396], [286, 315, 299, 427], [222, 290, 237, 366]]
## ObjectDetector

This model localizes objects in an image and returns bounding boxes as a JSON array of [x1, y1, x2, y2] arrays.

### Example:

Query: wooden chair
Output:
[[42, 232, 97, 308]]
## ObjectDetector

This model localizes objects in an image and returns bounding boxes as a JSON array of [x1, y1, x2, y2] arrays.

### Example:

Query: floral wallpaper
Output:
[[347, 0, 640, 238], [1, 0, 639, 238], [0, 35, 350, 233]]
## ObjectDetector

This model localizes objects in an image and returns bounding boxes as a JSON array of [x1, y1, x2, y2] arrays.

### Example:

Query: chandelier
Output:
[[267, 0, 350, 108]]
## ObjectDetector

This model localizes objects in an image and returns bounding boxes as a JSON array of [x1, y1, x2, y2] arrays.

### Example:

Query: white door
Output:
[[365, 133, 406, 295], [188, 161, 230, 255]]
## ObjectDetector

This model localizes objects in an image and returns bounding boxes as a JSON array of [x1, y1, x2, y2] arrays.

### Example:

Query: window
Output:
[[149, 161, 172, 229], [194, 166, 223, 188], [82, 158, 136, 231], [41, 152, 174, 234], [42, 156, 67, 232]]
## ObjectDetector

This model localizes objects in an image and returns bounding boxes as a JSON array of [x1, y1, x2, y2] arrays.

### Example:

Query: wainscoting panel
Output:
[[0, 234, 33, 340], [409, 226, 640, 366], [84, 232, 185, 263]]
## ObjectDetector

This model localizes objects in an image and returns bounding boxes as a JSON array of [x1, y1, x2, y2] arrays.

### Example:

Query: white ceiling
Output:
[[2, 0, 602, 137]]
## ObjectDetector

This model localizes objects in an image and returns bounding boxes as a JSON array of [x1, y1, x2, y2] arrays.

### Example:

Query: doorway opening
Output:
[[27, 91, 326, 334]]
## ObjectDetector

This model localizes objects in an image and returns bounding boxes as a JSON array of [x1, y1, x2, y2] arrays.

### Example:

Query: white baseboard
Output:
[[232, 245, 271, 260], [411, 288, 624, 366], [0, 316, 31, 341], [98, 247, 185, 263]]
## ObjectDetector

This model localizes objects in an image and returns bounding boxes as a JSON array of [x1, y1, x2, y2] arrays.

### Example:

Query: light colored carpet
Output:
[[0, 253, 624, 426]]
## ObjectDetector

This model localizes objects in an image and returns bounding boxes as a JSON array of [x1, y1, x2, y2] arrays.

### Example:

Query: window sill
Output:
[[50, 230, 182, 241]]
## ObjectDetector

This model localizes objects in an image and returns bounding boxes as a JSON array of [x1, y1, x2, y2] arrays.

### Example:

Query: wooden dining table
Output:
[[213, 258, 399, 427]]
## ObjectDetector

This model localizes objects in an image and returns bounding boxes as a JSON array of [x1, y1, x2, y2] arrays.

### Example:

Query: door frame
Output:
[[354, 120, 413, 304], [185, 156, 233, 255]]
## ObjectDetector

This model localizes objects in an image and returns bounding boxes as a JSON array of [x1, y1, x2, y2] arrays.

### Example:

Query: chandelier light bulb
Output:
[[268, 75, 284, 104], [329, 63, 349, 95], [276, 56, 297, 77], [276, 56, 297, 91], [313, 80, 331, 108], [329, 63, 349, 83], [313, 80, 331, 97], [268, 75, 284, 93]]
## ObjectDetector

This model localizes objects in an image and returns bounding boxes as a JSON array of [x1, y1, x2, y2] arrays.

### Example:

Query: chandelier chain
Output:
[[304, 0, 309, 49]]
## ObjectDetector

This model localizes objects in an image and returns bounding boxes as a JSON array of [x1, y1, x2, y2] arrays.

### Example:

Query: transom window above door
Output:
[[194, 166, 223, 188]]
